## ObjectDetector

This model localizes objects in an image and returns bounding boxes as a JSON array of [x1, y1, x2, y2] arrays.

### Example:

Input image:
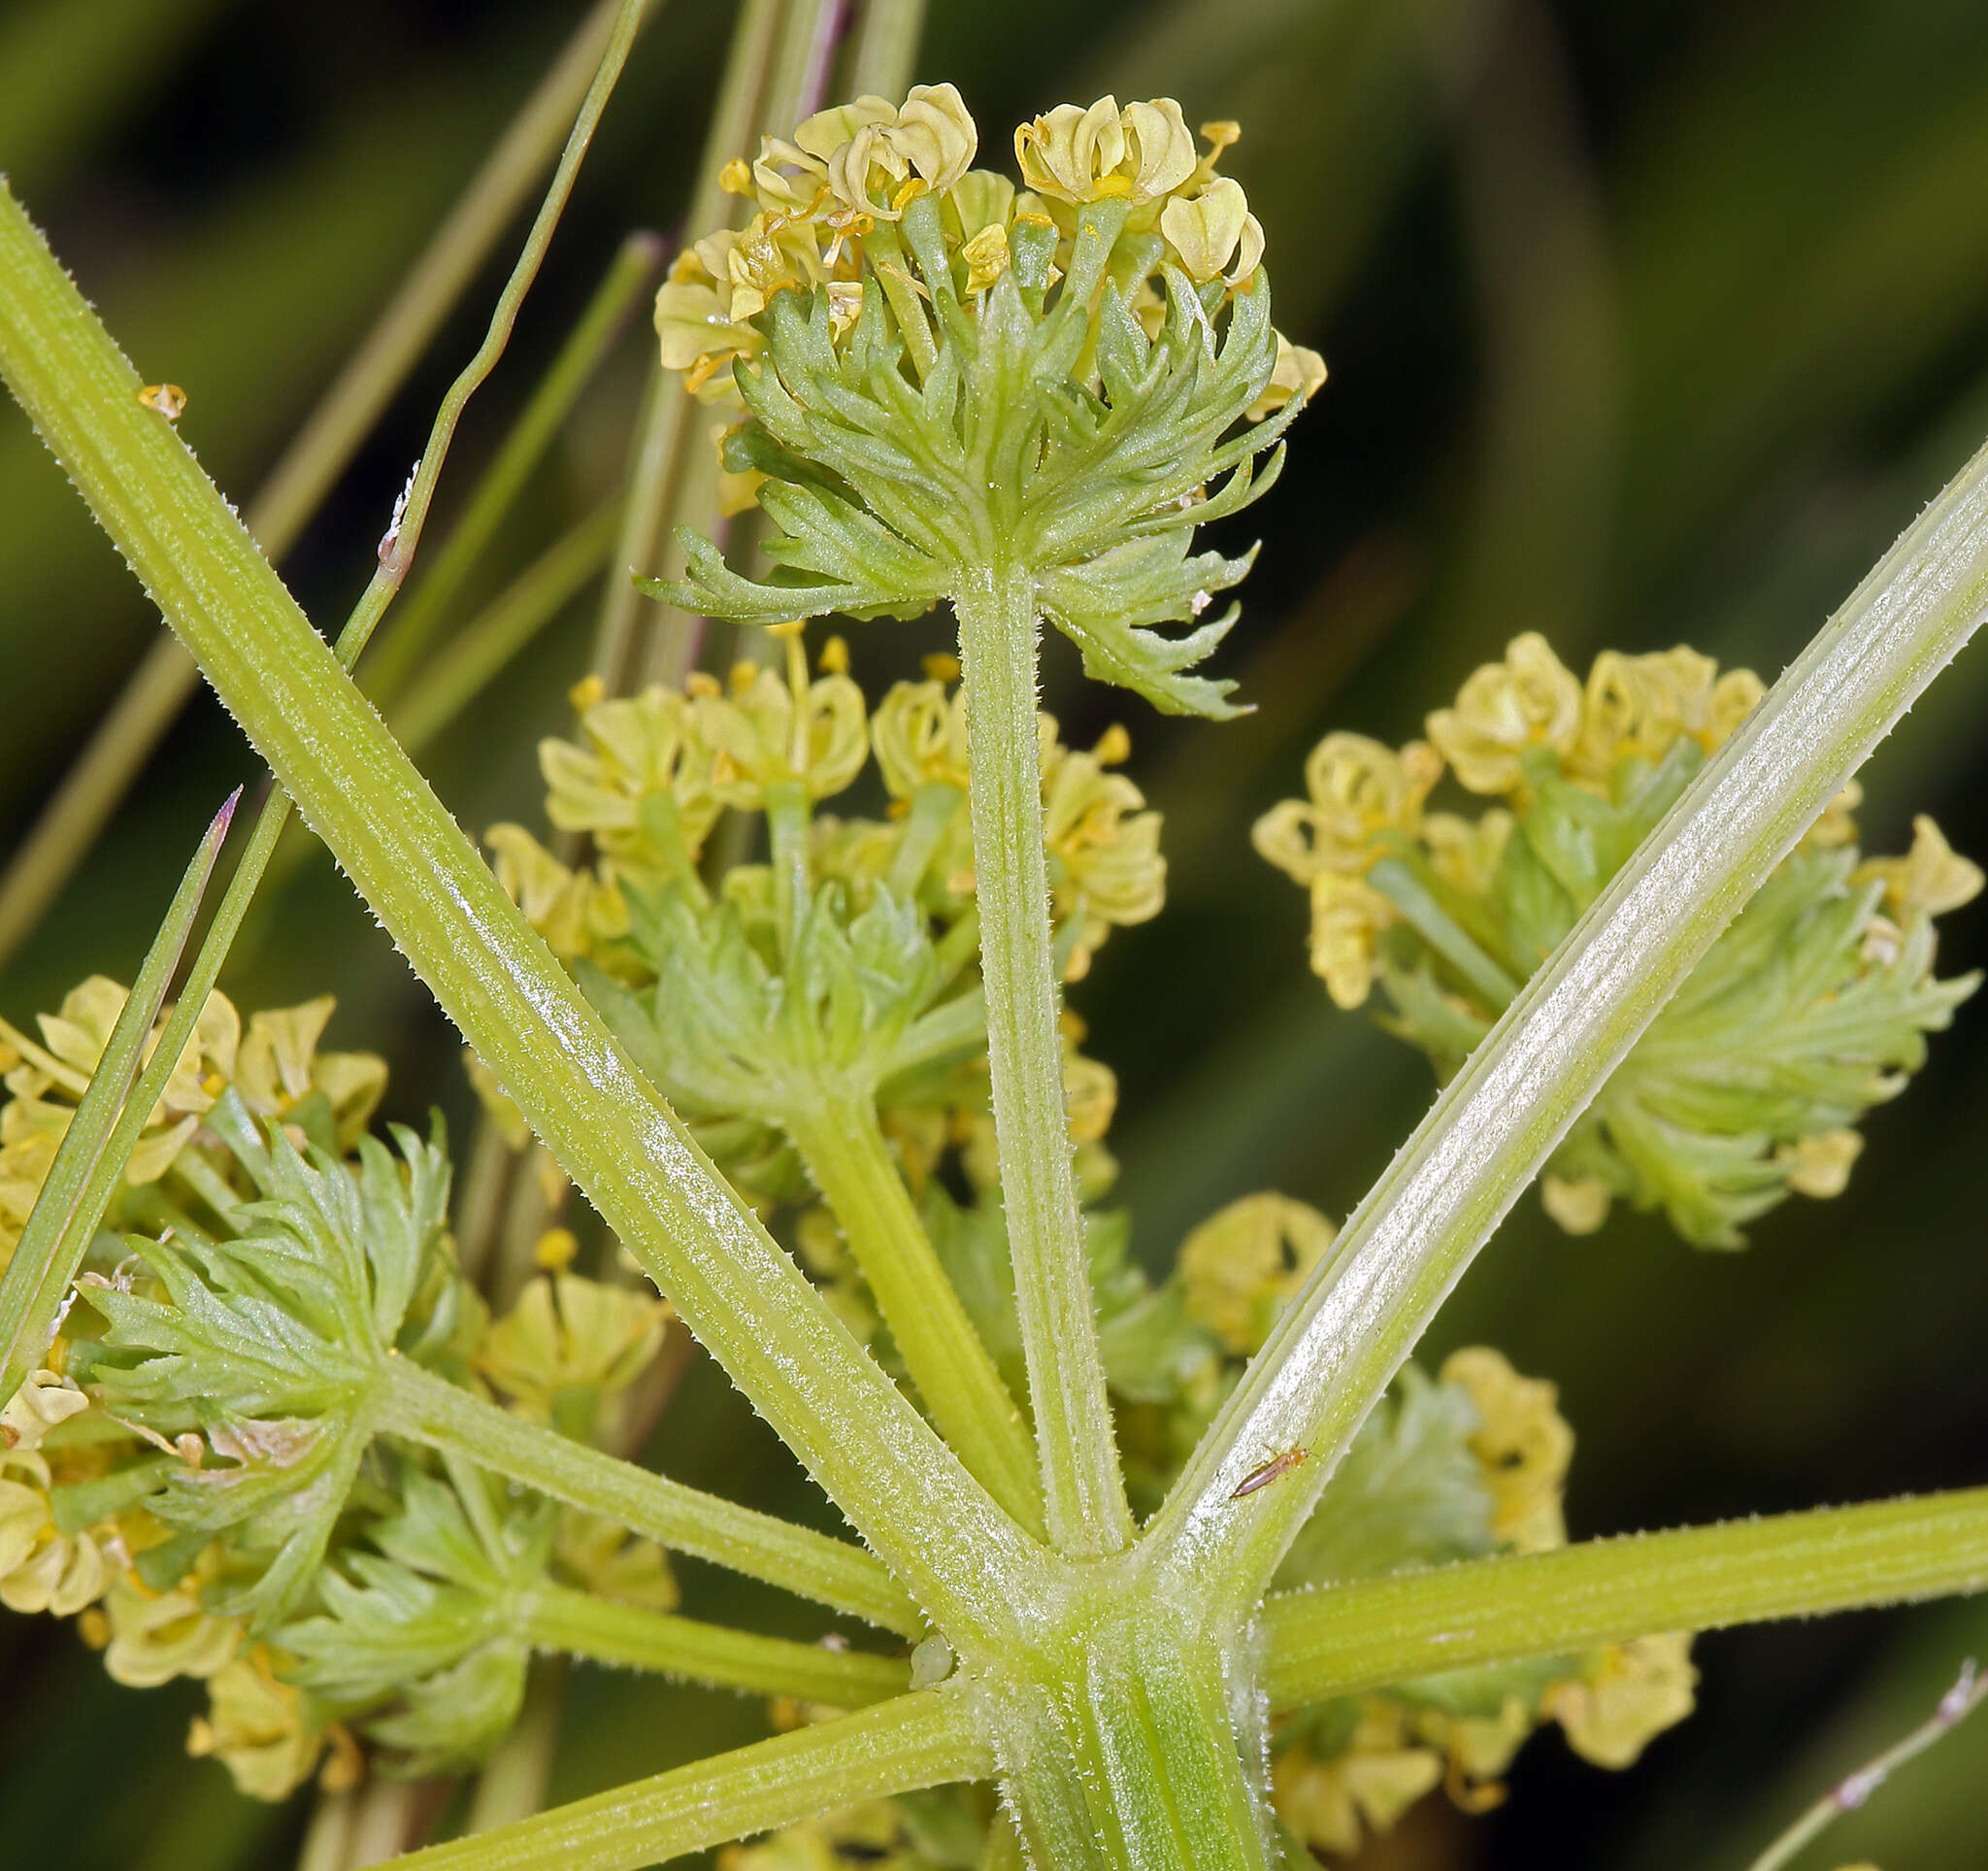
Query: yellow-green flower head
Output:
[[1041, 719, 1166, 980], [1425, 631, 1583, 799], [1014, 95, 1197, 208], [871, 676, 971, 798], [1179, 1192, 1340, 1355], [542, 676, 723, 870], [0, 1368, 89, 1452], [1263, 633, 1981, 1248], [1440, 1347, 1572, 1554], [692, 626, 869, 808], [1253, 732, 1443, 882], [649, 91, 1315, 721]]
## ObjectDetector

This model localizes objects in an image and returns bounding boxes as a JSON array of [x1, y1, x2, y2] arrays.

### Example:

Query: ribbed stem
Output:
[[379, 1356, 917, 1636], [382, 1687, 990, 1871], [525, 1581, 912, 1706], [953, 563, 1130, 1557], [785, 1093, 1042, 1534], [1259, 1486, 1988, 1711], [1150, 427, 1988, 1614]]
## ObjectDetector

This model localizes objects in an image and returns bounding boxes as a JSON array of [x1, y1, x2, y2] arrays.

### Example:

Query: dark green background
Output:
[[2, 0, 1985, 1862]]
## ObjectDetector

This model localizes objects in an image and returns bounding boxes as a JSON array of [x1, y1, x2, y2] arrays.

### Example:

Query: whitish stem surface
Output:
[[954, 564, 1131, 1557], [1149, 430, 1988, 1615]]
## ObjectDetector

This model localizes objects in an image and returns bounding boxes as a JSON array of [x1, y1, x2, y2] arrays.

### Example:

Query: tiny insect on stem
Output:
[[1230, 1448, 1307, 1499]]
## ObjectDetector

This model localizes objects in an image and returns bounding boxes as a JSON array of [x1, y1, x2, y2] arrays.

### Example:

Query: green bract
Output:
[[651, 190, 1309, 718], [74, 1098, 459, 1623]]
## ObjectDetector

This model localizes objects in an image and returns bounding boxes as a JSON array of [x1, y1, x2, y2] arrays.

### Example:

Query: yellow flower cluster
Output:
[[0, 980, 385, 1266], [489, 645, 1165, 989], [1178, 1192, 1340, 1355], [652, 88, 1324, 493], [1267, 1345, 1693, 1854]]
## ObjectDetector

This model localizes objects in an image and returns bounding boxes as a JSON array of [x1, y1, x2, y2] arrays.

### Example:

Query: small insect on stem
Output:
[[1231, 1447, 1307, 1499]]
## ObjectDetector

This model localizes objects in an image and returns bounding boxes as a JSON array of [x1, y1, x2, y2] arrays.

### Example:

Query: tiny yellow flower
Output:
[[1544, 1632, 1698, 1769], [187, 1649, 329, 1801], [1179, 1192, 1339, 1355], [1252, 733, 1442, 882], [1014, 95, 1197, 208], [0, 1451, 106, 1616], [1042, 722, 1167, 980], [1779, 1127, 1864, 1199], [1273, 1708, 1444, 1858], [541, 681, 723, 875], [691, 633, 869, 809], [1306, 871, 1398, 1011], [1441, 1347, 1573, 1553], [484, 825, 624, 963], [1425, 632, 1582, 798], [1541, 1173, 1612, 1235], [0, 1369, 89, 1452], [871, 678, 971, 798], [1159, 178, 1263, 286], [1854, 814, 1985, 918], [101, 1566, 241, 1688], [477, 1273, 670, 1427], [1244, 331, 1328, 421]]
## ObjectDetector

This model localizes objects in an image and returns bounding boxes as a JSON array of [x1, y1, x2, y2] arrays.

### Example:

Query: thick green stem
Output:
[[953, 565, 1129, 1557], [526, 1580, 911, 1706], [382, 1686, 990, 1871], [378, 1356, 914, 1636], [784, 1094, 1043, 1534], [989, 1592, 1267, 1871], [0, 179, 1048, 1646], [1149, 432, 1988, 1614], [1258, 1487, 1988, 1712]]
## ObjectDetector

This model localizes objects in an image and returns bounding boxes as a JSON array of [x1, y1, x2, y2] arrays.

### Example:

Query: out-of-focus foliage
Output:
[[3, 1, 1988, 1866]]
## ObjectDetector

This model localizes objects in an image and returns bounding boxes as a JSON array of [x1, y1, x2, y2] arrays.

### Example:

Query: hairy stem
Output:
[[382, 1686, 990, 1871], [1149, 431, 1988, 1614], [0, 180, 1048, 1645], [1258, 1487, 1988, 1711], [953, 564, 1129, 1557], [525, 1581, 912, 1706], [379, 1356, 915, 1636], [784, 1094, 1043, 1533]]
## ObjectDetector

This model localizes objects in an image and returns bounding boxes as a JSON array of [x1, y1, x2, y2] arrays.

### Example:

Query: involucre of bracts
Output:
[[1256, 635, 1984, 1247], [68, 1094, 463, 1625], [646, 93, 1324, 719]]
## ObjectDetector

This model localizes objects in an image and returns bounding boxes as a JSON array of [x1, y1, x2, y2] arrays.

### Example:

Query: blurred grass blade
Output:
[[1745, 1657, 1988, 1871], [0, 786, 238, 1407], [360, 229, 665, 707], [0, 0, 654, 975], [390, 499, 623, 752]]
